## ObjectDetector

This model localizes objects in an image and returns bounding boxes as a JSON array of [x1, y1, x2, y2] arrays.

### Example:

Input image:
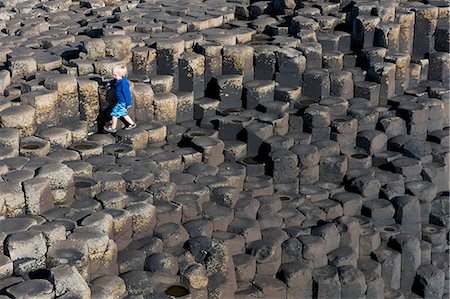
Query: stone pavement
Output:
[[0, 0, 448, 298]]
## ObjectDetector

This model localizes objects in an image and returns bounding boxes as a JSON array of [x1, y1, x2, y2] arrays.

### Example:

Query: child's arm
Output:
[[121, 80, 133, 108]]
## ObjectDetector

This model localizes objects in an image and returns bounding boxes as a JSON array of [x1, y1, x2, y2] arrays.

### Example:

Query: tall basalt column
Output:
[[77, 79, 99, 132], [367, 62, 396, 106], [352, 15, 380, 51], [428, 52, 450, 85], [396, 11, 415, 55], [291, 144, 320, 185], [245, 121, 273, 157], [222, 45, 254, 83], [83, 38, 106, 61], [195, 42, 223, 86], [303, 69, 330, 100], [153, 92, 178, 123], [397, 101, 429, 139], [322, 51, 344, 71], [330, 70, 353, 100], [372, 3, 395, 23], [243, 80, 275, 109], [132, 83, 154, 122], [44, 74, 79, 123], [20, 89, 59, 127], [297, 42, 322, 70], [413, 264, 445, 299], [388, 233, 421, 293], [178, 53, 205, 100], [8, 56, 37, 84], [385, 54, 411, 95], [253, 45, 278, 80], [268, 149, 299, 185], [374, 23, 400, 54], [131, 47, 157, 78], [0, 0, 448, 294], [312, 265, 341, 299], [104, 35, 132, 61], [358, 47, 387, 70], [156, 38, 185, 90], [276, 47, 306, 87], [211, 74, 243, 110], [0, 69, 10, 95], [413, 6, 438, 58], [371, 246, 401, 290], [435, 19, 449, 52], [174, 91, 194, 123]]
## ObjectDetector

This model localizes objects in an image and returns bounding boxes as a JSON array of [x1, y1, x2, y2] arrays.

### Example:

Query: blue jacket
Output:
[[114, 77, 133, 107]]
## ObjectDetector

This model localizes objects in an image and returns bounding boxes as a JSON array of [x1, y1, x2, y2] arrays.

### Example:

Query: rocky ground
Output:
[[0, 0, 448, 298]]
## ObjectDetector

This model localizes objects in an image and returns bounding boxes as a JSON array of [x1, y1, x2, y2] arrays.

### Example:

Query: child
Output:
[[104, 65, 137, 133]]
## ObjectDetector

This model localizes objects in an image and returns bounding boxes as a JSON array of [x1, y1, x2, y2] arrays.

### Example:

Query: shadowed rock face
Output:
[[0, 0, 447, 298]]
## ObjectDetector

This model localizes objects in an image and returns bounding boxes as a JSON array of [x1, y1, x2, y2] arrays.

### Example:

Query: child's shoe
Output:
[[125, 123, 137, 130], [104, 125, 118, 133]]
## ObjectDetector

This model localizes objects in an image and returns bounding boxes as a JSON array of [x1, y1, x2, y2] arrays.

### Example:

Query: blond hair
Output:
[[113, 65, 127, 78]]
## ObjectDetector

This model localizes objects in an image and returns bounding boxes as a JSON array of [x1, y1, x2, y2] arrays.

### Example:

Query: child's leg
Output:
[[123, 115, 135, 125], [111, 116, 118, 128]]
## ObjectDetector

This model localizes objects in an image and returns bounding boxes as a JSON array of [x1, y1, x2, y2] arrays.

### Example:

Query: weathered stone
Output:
[[21, 89, 59, 126], [0, 105, 35, 136], [44, 74, 79, 121], [6, 279, 54, 299], [51, 265, 91, 299], [6, 230, 47, 262]]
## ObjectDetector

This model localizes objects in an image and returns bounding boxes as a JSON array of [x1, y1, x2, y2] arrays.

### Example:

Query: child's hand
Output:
[[106, 79, 115, 90]]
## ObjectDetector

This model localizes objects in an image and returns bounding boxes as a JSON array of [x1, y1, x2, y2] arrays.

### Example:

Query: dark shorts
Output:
[[111, 103, 128, 118]]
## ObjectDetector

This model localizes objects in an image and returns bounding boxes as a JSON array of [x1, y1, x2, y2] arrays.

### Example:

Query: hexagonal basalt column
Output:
[[78, 79, 100, 131], [0, 105, 35, 136], [223, 45, 254, 82], [20, 89, 59, 127], [44, 74, 79, 123]]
